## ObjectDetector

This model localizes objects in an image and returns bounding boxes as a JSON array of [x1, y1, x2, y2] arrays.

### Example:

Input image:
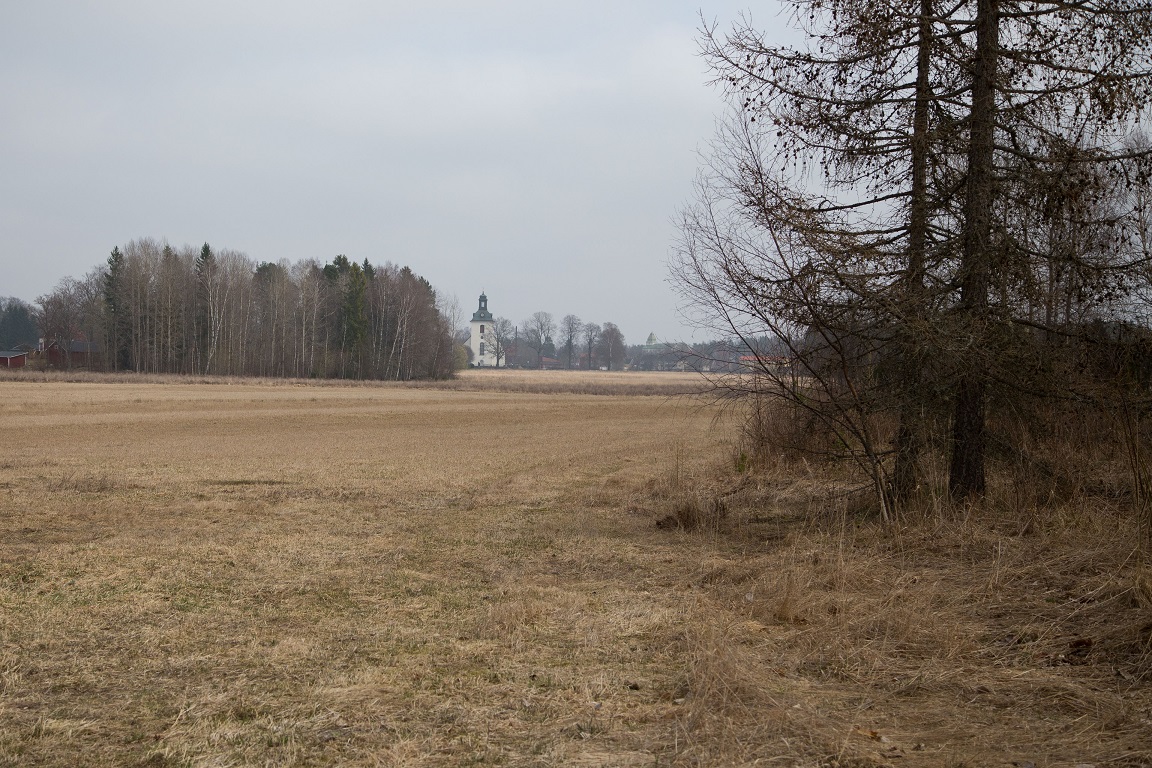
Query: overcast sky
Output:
[[1, 1, 793, 344]]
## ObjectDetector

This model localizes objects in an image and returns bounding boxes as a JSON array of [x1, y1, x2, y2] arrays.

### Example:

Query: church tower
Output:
[[469, 293, 497, 367]]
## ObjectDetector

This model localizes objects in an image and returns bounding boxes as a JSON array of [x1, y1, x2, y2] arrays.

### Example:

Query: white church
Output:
[[469, 293, 497, 367]]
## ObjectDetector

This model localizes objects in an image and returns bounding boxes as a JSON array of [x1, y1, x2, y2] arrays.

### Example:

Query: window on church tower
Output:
[[479, 342, 485, 355], [480, 325, 485, 334]]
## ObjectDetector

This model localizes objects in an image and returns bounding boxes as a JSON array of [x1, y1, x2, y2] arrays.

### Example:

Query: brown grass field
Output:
[[1, 369, 1150, 767]]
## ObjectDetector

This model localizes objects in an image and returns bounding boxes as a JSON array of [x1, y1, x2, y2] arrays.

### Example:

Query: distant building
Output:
[[469, 293, 497, 367], [45, 340, 100, 368], [632, 332, 692, 371], [0, 351, 27, 368]]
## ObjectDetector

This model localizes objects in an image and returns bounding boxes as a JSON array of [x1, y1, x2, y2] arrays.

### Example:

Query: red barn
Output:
[[0, 351, 28, 368], [46, 341, 100, 368]]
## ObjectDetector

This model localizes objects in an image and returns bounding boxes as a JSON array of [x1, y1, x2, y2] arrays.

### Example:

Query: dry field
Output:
[[1, 370, 1151, 767]]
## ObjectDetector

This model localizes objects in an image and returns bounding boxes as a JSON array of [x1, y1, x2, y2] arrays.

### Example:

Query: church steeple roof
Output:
[[471, 292, 493, 322]]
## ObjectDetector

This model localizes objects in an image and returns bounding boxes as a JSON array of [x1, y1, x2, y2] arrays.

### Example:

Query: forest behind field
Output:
[[20, 239, 457, 381]]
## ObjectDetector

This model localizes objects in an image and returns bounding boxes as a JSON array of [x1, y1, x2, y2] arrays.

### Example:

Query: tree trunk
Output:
[[892, 0, 934, 505], [949, 0, 998, 501]]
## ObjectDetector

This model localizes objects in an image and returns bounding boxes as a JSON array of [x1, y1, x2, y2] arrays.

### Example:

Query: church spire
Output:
[[471, 292, 493, 322]]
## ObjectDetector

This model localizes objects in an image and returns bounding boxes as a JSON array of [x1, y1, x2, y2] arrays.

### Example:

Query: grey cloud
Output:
[[1, 1, 776, 343]]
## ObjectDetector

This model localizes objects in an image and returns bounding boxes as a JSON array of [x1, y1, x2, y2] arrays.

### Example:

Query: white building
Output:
[[469, 293, 497, 367]]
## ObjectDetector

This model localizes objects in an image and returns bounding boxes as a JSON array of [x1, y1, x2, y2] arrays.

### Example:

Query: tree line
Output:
[[676, 0, 1152, 514], [33, 238, 456, 380]]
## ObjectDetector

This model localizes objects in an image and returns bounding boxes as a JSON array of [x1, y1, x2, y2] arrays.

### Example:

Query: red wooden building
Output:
[[0, 351, 28, 368], [46, 341, 100, 368]]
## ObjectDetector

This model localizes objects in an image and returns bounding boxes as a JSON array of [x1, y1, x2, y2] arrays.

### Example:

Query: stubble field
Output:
[[1, 370, 1151, 767]]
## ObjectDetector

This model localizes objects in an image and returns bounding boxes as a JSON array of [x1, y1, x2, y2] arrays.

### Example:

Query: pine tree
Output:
[[104, 247, 131, 370], [342, 262, 368, 377]]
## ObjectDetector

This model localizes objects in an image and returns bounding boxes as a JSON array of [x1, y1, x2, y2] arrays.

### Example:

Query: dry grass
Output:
[[1, 372, 1150, 767], [0, 368, 706, 397], [426, 369, 709, 397]]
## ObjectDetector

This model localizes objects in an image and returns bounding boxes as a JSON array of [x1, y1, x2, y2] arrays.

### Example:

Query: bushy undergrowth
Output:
[[639, 388, 1152, 763], [645, 429, 1152, 764], [732, 388, 1152, 542]]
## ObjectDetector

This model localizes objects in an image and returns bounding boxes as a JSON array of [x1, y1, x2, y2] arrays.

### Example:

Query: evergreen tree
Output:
[[0, 298, 39, 349], [342, 262, 368, 376], [104, 247, 131, 370]]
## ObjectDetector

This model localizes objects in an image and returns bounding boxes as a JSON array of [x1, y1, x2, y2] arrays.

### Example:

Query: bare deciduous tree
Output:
[[490, 317, 514, 368], [596, 322, 626, 371], [520, 311, 555, 368], [560, 314, 582, 369], [582, 322, 601, 370]]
